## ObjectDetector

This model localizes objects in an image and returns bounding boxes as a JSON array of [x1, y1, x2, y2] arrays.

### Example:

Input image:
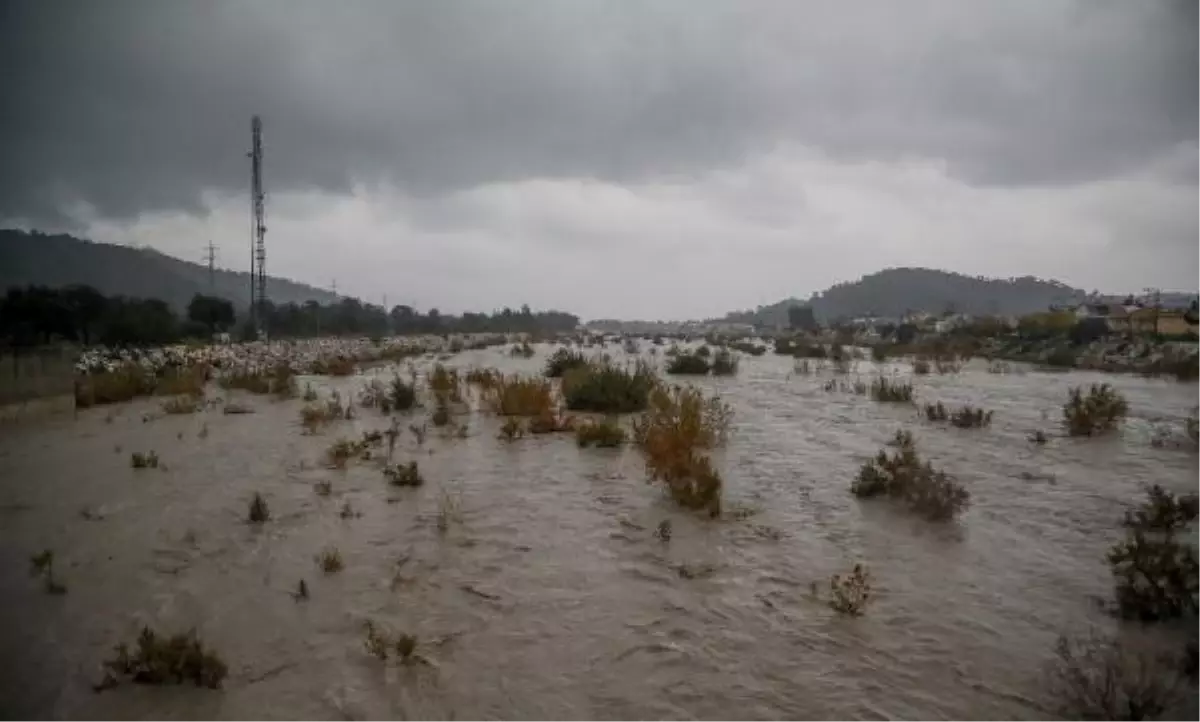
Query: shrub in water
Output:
[[870, 377, 914, 403], [562, 360, 658, 413], [1107, 485, 1198, 621], [388, 374, 417, 411], [161, 395, 198, 415], [498, 417, 524, 441], [428, 364, 462, 405], [510, 341, 535, 358], [248, 493, 269, 523], [384, 461, 424, 487], [711, 348, 739, 376], [29, 549, 67, 595], [923, 401, 948, 422], [575, 417, 627, 448], [666, 351, 711, 375], [1048, 629, 1190, 721], [431, 403, 451, 427], [98, 627, 227, 690], [632, 386, 733, 517], [316, 546, 344, 573], [1063, 384, 1129, 437], [544, 348, 589, 378], [851, 431, 969, 521], [950, 406, 993, 429], [912, 358, 931, 375], [829, 563, 871, 616], [312, 356, 356, 376], [130, 451, 159, 469]]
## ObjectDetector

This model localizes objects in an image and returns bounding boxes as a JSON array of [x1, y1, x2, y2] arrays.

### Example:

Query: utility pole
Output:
[[1144, 287, 1161, 336], [204, 241, 217, 294]]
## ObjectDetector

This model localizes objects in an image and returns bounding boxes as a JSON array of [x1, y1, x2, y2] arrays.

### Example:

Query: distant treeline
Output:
[[0, 284, 580, 348]]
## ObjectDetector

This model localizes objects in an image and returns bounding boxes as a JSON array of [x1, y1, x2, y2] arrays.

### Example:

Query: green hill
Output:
[[721, 268, 1091, 325], [0, 229, 338, 310]]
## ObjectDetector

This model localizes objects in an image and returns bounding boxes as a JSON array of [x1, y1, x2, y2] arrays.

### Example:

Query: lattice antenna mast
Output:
[[249, 115, 267, 338], [204, 241, 217, 294]]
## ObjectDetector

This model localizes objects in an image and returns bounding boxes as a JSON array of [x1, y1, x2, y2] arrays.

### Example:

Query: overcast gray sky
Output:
[[1, 0, 1195, 319]]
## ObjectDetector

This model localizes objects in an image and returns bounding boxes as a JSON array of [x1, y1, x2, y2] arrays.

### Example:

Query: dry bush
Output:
[[510, 341, 535, 358], [75, 364, 151, 407], [1048, 629, 1191, 721], [248, 492, 269, 523], [384, 461, 424, 487], [924, 401, 949, 422], [562, 360, 658, 413], [466, 367, 501, 390], [130, 451, 159, 469], [358, 378, 387, 409], [528, 410, 576, 434], [1064, 384, 1129, 437], [545, 348, 589, 378], [97, 627, 227, 691], [220, 363, 297, 398], [870, 377, 914, 403], [666, 351, 711, 375], [934, 357, 962, 374], [632, 386, 733, 516], [829, 563, 872, 616], [498, 417, 524, 441], [316, 546, 343, 573], [851, 431, 969, 521], [951, 406, 993, 429], [1107, 485, 1198, 622], [487, 375, 556, 416], [576, 417, 627, 448], [153, 366, 208, 397], [363, 621, 423, 664]]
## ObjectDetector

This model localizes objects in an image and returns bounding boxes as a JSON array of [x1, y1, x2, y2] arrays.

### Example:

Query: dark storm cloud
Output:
[[0, 0, 1195, 223]]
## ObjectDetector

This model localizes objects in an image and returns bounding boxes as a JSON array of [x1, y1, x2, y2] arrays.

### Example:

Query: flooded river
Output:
[[0, 346, 1196, 719]]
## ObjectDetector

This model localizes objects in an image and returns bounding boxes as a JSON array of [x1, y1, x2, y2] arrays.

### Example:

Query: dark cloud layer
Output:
[[1, 0, 1194, 224]]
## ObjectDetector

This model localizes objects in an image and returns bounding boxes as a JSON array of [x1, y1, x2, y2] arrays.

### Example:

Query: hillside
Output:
[[0, 229, 338, 310], [721, 268, 1091, 326]]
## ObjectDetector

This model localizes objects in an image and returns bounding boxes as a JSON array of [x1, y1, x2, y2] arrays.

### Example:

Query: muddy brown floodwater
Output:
[[0, 346, 1196, 720]]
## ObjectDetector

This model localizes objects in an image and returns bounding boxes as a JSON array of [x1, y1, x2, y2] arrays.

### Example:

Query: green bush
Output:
[[1107, 485, 1198, 621], [851, 431, 969, 521], [711, 348, 739, 376], [1063, 384, 1128, 436], [388, 374, 417, 411], [562, 361, 657, 413], [544, 348, 588, 378], [666, 351, 710, 375]]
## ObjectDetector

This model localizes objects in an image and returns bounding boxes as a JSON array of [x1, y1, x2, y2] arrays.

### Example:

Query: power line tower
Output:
[[204, 241, 217, 294], [248, 115, 267, 338]]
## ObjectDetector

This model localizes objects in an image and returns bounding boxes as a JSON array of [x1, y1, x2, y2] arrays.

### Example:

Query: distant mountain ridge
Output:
[[0, 229, 339, 310], [721, 268, 1097, 326]]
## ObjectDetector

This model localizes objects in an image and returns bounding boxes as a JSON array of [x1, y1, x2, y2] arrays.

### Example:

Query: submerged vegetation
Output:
[[632, 385, 733, 517], [97, 628, 227, 691], [851, 431, 969, 521], [575, 417, 627, 448], [870, 377, 914, 403], [562, 360, 657, 413], [1063, 384, 1129, 437], [829, 563, 872, 616], [923, 402, 993, 429], [1107, 485, 1198, 622], [544, 348, 589, 378]]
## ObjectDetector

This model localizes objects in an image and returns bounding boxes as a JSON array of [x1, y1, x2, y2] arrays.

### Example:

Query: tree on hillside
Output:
[[187, 294, 236, 334], [788, 305, 817, 331]]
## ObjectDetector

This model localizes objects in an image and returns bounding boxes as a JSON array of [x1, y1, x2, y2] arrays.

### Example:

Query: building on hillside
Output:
[[1125, 308, 1197, 337]]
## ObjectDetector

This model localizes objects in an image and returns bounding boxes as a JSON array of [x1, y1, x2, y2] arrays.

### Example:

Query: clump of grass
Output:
[[666, 351, 711, 375], [153, 365, 208, 397], [299, 400, 340, 434], [1107, 485, 1198, 621], [576, 417, 627, 448], [161, 395, 198, 415], [97, 627, 227, 691], [29, 549, 67, 595], [545, 348, 588, 378], [248, 493, 269, 523], [829, 563, 871, 616], [632, 386, 733, 517], [384, 461, 424, 487], [912, 358, 931, 375], [428, 364, 462, 405], [1063, 384, 1129, 437], [358, 378, 387, 410], [363, 621, 424, 664], [870, 377, 914, 403], [562, 360, 658, 413], [510, 341, 535, 358], [388, 374, 417, 411], [339, 500, 360, 519], [711, 348, 739, 376], [316, 546, 343, 574], [487, 375, 556, 417], [924, 402, 993, 428], [498, 417, 524, 441], [130, 451, 159, 469], [314, 481, 332, 497], [851, 431, 969, 521], [302, 383, 319, 403], [466, 367, 501, 390]]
